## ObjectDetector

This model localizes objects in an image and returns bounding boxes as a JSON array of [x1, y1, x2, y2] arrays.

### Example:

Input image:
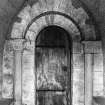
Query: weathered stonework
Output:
[[2, 0, 103, 105], [93, 54, 104, 96], [73, 42, 83, 54], [10, 0, 96, 40], [2, 40, 103, 105], [27, 14, 80, 41], [72, 54, 84, 105], [2, 41, 14, 98], [83, 41, 102, 54], [22, 49, 35, 105]]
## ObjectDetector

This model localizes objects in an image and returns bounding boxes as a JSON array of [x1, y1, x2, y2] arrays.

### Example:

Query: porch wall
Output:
[[1, 41, 104, 105]]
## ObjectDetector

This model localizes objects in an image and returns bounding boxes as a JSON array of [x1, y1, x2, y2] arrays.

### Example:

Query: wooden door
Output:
[[35, 47, 71, 105], [35, 26, 71, 105]]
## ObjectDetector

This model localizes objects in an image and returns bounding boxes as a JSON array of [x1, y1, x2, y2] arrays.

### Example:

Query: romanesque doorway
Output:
[[1, 0, 103, 105], [35, 26, 72, 105]]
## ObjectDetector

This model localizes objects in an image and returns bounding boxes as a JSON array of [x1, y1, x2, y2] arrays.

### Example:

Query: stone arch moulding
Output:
[[11, 11, 82, 42], [9, 0, 97, 41], [24, 12, 81, 42]]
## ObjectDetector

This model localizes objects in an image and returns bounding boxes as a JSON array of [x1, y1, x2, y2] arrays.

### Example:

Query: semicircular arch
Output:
[[9, 0, 98, 41]]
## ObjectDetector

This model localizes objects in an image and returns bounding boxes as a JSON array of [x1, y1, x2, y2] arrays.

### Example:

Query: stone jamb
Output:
[[9, 39, 24, 105]]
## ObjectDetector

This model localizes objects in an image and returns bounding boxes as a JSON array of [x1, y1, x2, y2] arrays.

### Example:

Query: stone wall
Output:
[[0, 1, 103, 105], [1, 40, 103, 105]]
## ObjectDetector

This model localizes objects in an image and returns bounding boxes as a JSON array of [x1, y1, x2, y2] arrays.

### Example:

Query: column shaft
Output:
[[85, 54, 93, 105], [14, 51, 22, 105]]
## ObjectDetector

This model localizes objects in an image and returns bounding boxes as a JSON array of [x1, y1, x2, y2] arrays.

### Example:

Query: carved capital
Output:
[[82, 41, 102, 53], [9, 39, 25, 51], [23, 41, 35, 51]]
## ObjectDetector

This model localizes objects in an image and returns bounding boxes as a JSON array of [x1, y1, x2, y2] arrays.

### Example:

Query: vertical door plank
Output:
[[36, 48, 70, 105], [37, 91, 67, 105], [36, 48, 68, 90]]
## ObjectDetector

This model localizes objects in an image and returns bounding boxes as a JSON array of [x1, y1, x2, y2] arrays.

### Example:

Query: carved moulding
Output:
[[2, 41, 14, 98], [24, 13, 81, 42], [2, 39, 25, 98], [10, 0, 97, 41]]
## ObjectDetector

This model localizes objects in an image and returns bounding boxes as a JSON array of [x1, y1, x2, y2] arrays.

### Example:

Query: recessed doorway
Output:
[[35, 26, 72, 105]]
